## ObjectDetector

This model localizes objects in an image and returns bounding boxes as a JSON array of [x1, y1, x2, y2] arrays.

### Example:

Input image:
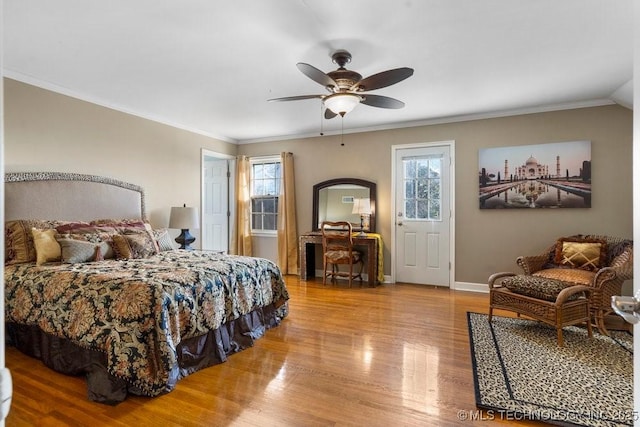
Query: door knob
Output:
[[397, 222, 403, 226]]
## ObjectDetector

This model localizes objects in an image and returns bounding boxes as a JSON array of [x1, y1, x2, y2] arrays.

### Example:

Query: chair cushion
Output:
[[501, 275, 583, 302], [533, 268, 595, 286], [325, 250, 361, 263]]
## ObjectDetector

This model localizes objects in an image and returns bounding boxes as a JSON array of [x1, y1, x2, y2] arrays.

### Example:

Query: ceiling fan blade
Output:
[[324, 109, 338, 120], [268, 94, 324, 102], [361, 94, 405, 109], [297, 63, 338, 89], [351, 67, 414, 92]]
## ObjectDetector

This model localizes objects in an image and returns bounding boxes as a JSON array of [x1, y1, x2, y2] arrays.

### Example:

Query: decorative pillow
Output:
[[90, 218, 147, 227], [153, 229, 175, 251], [60, 232, 116, 259], [554, 237, 607, 271], [87, 219, 159, 254], [63, 231, 112, 242], [57, 237, 111, 263], [52, 221, 92, 233], [55, 223, 119, 235], [89, 219, 149, 233], [142, 224, 161, 253], [111, 232, 159, 259], [31, 228, 61, 265], [5, 219, 61, 264]]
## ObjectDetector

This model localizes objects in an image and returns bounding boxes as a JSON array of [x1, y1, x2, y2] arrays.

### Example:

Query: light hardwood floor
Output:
[[6, 276, 543, 426]]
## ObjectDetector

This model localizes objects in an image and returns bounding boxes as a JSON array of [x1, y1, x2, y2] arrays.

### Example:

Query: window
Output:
[[250, 158, 281, 232], [403, 156, 442, 220]]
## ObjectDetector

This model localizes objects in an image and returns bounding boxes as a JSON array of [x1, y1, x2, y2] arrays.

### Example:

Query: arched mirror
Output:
[[312, 178, 376, 232]]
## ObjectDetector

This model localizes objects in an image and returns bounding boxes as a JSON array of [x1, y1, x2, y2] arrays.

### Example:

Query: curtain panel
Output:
[[231, 155, 252, 256], [277, 152, 299, 274]]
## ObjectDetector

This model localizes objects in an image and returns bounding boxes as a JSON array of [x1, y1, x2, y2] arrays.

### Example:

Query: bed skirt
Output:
[[7, 301, 288, 404]]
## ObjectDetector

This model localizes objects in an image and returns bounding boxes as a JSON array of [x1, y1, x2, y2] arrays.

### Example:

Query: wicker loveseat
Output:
[[489, 235, 633, 340]]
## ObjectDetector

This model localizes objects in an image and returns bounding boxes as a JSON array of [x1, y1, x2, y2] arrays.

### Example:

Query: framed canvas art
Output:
[[479, 140, 591, 209]]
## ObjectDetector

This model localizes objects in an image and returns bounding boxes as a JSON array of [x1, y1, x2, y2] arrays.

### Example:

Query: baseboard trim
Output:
[[303, 272, 487, 291], [453, 281, 489, 293]]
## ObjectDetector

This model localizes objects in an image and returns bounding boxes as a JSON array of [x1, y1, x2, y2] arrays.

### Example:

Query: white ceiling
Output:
[[2, 0, 634, 143]]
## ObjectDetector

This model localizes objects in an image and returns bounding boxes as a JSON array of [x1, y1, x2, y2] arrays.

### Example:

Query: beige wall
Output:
[[239, 105, 633, 285], [4, 78, 236, 245], [4, 78, 633, 286]]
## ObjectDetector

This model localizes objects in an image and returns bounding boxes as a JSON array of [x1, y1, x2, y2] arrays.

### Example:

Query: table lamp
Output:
[[352, 198, 371, 236], [169, 204, 199, 250]]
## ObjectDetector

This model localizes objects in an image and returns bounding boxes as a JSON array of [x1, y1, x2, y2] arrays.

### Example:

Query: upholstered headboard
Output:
[[5, 172, 146, 221]]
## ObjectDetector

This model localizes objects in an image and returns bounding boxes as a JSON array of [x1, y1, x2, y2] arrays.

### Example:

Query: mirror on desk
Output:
[[312, 178, 376, 232]]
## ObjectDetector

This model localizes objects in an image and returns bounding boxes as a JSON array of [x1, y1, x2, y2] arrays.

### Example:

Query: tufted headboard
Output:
[[5, 172, 146, 221]]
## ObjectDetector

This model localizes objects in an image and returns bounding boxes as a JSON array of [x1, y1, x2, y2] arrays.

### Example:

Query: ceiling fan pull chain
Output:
[[320, 102, 324, 136]]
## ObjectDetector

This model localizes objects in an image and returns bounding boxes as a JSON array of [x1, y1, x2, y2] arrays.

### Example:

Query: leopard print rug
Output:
[[468, 312, 633, 427]]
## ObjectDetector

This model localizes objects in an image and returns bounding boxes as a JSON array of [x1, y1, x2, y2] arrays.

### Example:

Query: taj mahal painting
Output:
[[479, 140, 591, 209]]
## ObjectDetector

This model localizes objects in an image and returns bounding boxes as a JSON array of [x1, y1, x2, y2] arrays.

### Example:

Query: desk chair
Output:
[[321, 221, 364, 287]]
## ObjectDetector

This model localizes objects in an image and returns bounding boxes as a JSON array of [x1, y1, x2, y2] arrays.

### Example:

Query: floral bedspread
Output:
[[5, 251, 289, 396]]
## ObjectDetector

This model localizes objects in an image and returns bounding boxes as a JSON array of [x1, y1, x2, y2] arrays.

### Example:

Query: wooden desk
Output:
[[299, 231, 380, 286]]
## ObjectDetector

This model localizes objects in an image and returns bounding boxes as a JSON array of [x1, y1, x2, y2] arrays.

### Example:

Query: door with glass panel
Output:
[[395, 145, 451, 286]]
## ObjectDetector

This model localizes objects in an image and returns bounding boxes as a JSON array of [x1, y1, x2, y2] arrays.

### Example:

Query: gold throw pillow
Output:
[[554, 237, 606, 271], [32, 228, 62, 265]]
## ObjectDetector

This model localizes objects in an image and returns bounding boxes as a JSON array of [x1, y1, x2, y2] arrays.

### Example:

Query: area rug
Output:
[[467, 312, 633, 427]]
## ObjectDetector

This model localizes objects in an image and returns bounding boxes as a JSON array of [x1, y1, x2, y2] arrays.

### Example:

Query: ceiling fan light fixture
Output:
[[324, 93, 361, 116], [272, 51, 413, 120]]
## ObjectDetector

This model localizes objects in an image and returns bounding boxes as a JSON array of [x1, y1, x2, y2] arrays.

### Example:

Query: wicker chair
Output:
[[491, 234, 633, 337]]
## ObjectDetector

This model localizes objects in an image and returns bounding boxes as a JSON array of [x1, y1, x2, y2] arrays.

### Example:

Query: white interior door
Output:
[[202, 156, 231, 252], [394, 144, 451, 286]]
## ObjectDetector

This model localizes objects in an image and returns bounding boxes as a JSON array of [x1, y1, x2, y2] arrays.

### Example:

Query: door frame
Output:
[[390, 141, 456, 287], [201, 149, 235, 252]]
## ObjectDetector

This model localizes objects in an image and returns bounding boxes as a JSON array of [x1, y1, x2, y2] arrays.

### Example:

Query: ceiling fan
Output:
[[269, 50, 414, 119]]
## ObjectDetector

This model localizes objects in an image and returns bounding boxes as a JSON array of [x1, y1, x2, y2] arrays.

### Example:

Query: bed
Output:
[[4, 172, 289, 404]]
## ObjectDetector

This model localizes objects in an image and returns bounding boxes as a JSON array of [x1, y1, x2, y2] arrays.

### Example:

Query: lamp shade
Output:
[[169, 205, 199, 230], [324, 93, 361, 116], [351, 198, 371, 215]]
